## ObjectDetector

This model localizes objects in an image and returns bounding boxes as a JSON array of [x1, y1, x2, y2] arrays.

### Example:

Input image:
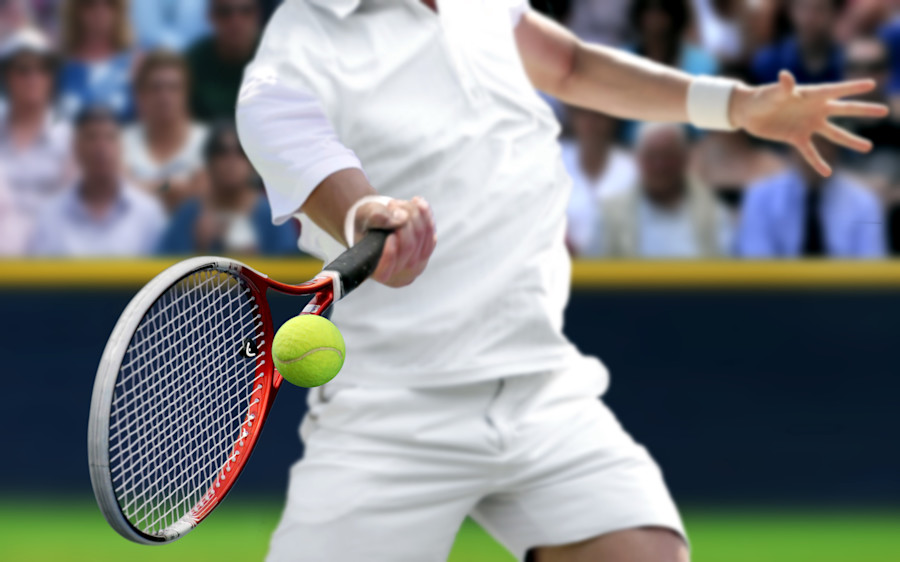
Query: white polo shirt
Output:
[[238, 0, 580, 387]]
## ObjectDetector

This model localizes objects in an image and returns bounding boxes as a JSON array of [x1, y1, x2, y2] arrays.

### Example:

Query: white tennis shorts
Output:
[[266, 356, 685, 562]]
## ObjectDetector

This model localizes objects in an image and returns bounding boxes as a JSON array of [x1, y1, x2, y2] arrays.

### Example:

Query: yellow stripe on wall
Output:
[[3, 259, 900, 290], [569, 261, 900, 289]]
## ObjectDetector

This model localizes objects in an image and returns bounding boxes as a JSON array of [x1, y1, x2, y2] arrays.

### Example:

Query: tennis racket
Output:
[[88, 230, 389, 545]]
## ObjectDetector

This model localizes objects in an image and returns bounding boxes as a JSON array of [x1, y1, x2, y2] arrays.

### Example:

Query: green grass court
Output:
[[3, 500, 899, 562]]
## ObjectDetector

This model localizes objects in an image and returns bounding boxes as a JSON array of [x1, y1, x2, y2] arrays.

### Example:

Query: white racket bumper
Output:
[[163, 515, 198, 541]]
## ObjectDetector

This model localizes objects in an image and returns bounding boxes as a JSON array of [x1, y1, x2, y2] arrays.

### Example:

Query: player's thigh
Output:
[[472, 361, 686, 560], [532, 527, 689, 562], [267, 445, 477, 562], [268, 383, 493, 562]]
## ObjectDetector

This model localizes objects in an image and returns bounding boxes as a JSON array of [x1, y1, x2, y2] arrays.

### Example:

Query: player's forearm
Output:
[[557, 42, 693, 123], [516, 12, 723, 126], [302, 169, 438, 288], [301, 169, 378, 246]]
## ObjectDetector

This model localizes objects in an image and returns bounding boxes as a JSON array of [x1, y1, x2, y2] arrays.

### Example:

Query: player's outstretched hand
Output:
[[354, 197, 437, 288], [729, 70, 890, 177]]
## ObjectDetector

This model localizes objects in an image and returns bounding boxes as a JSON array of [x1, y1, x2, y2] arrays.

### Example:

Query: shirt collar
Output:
[[305, 0, 361, 18]]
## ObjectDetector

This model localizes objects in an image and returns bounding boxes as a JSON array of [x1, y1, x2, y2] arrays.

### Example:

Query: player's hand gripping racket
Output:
[[88, 231, 390, 544]]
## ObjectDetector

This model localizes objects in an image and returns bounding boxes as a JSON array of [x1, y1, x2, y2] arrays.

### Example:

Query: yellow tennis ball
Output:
[[272, 315, 346, 388]]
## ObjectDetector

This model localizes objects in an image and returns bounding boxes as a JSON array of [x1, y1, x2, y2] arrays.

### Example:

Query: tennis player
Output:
[[237, 2, 887, 561]]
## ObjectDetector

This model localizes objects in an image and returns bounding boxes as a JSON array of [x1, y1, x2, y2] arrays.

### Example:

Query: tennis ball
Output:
[[272, 315, 346, 388]]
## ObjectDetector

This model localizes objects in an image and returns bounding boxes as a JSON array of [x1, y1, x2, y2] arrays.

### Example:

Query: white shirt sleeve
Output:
[[508, 0, 529, 26], [236, 67, 363, 225]]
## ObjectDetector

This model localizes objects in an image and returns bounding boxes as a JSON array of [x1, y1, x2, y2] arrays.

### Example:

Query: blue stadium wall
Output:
[[2, 261, 899, 504]]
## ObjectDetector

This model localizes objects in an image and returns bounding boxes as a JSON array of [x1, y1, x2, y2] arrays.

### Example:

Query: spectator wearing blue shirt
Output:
[[751, 0, 846, 85], [737, 139, 885, 259], [58, 0, 138, 122], [879, 6, 900, 100], [30, 107, 167, 256], [131, 0, 210, 52], [158, 120, 299, 256]]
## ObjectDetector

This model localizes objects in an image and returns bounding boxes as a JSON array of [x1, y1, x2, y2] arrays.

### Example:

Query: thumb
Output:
[[779, 70, 796, 93]]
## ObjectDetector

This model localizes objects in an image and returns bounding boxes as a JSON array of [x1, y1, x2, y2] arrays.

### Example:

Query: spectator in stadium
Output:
[[879, 0, 900, 113], [29, 107, 166, 256], [566, 0, 632, 47], [835, 0, 890, 43], [0, 0, 31, 44], [0, 169, 27, 255], [630, 0, 719, 76], [30, 0, 59, 41], [692, 64, 788, 208], [130, 0, 210, 51], [837, 35, 900, 253], [743, 0, 791, 57], [622, 0, 718, 142], [158, 120, 298, 256], [124, 50, 208, 212], [595, 123, 734, 258], [839, 36, 900, 185], [0, 28, 75, 244], [58, 0, 138, 121], [562, 107, 638, 256], [691, 0, 745, 64], [186, 0, 261, 120], [737, 138, 885, 258], [751, 0, 846, 85]]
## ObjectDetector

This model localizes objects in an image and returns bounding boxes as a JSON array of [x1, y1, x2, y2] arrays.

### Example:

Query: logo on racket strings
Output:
[[239, 338, 258, 359]]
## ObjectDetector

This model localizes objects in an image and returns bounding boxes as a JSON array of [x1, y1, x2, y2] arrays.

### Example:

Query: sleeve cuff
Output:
[[269, 153, 364, 225]]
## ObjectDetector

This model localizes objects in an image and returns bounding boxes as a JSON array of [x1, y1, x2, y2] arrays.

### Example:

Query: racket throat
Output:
[[301, 288, 335, 318]]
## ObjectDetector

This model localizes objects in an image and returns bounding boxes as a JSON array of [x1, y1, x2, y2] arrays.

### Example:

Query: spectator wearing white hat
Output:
[[0, 28, 76, 247]]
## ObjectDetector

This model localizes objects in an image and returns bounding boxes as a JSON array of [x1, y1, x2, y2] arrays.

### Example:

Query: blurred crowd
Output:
[[0, 0, 897, 259], [0, 0, 298, 257], [556, 0, 900, 259]]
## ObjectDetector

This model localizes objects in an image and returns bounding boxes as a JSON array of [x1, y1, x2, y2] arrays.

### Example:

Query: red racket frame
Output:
[[170, 266, 337, 537], [93, 231, 389, 544]]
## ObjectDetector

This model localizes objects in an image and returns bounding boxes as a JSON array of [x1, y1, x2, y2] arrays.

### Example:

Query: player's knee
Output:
[[532, 527, 688, 562]]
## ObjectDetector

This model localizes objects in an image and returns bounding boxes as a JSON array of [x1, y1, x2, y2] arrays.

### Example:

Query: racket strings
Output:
[[107, 269, 264, 537]]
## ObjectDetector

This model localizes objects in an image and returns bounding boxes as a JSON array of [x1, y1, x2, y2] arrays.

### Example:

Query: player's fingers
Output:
[[359, 201, 409, 236], [406, 197, 429, 267], [383, 200, 411, 228], [827, 100, 890, 118], [416, 198, 437, 262], [391, 202, 421, 270], [373, 233, 399, 283], [806, 79, 876, 101], [819, 122, 873, 153], [797, 139, 832, 177]]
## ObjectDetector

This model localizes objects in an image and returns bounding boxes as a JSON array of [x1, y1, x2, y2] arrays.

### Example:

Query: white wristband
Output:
[[687, 76, 740, 132], [344, 195, 394, 248]]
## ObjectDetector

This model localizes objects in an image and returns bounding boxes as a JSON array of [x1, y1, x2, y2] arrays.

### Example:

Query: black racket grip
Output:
[[323, 229, 391, 297]]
